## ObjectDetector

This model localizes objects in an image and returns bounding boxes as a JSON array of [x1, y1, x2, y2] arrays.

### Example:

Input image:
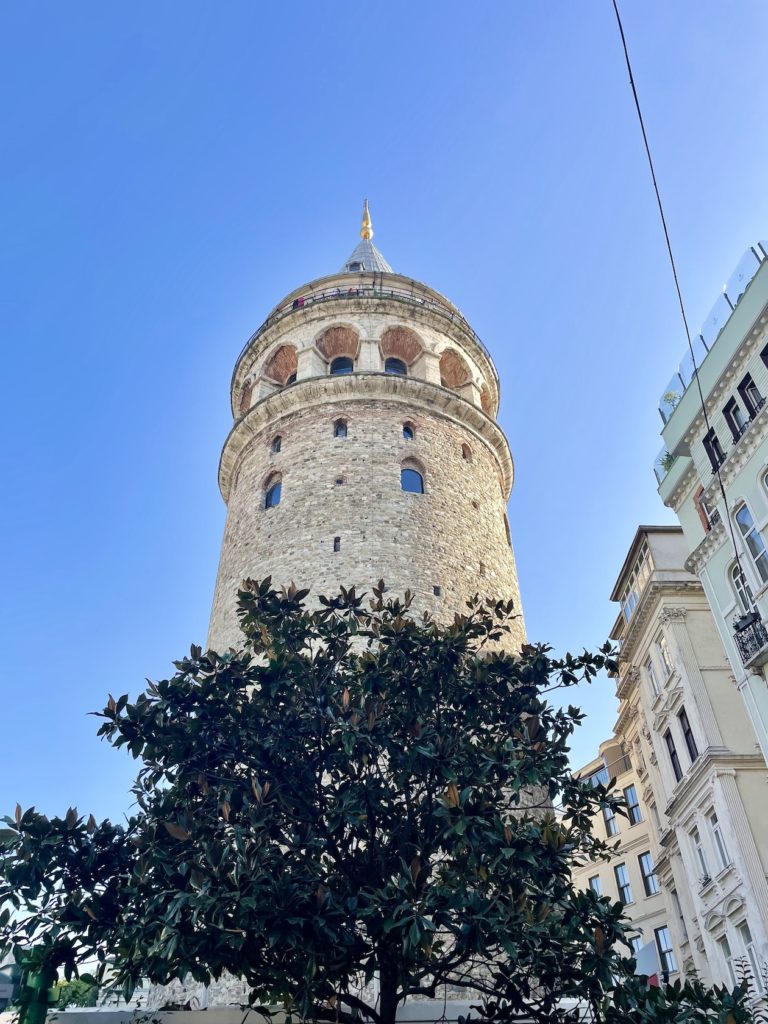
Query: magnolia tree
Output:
[[0, 581, 755, 1023]]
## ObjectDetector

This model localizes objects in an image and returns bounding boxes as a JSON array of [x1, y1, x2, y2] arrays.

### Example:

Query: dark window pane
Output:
[[264, 482, 281, 509], [334, 420, 348, 438], [403, 424, 414, 440], [401, 468, 424, 494], [385, 357, 407, 376], [330, 357, 354, 376]]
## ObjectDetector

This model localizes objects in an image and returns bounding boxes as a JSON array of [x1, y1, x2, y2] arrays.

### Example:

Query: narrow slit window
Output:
[[334, 419, 348, 438], [271, 435, 282, 454], [403, 423, 414, 440], [333, 536, 341, 552]]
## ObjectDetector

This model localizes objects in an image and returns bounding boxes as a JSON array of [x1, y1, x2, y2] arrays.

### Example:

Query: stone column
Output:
[[660, 607, 724, 747], [413, 351, 441, 385], [296, 347, 326, 380], [357, 339, 381, 372], [715, 770, 768, 929]]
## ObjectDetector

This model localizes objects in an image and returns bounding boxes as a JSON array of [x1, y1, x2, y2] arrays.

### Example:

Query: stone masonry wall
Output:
[[208, 397, 526, 652]]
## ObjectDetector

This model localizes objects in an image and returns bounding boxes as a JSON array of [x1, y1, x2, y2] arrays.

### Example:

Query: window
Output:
[[723, 397, 749, 441], [671, 888, 688, 939], [335, 476, 344, 486], [762, 342, 768, 370], [588, 875, 602, 896], [462, 443, 472, 461], [703, 427, 726, 472], [735, 504, 768, 583], [719, 935, 737, 987], [401, 467, 424, 494], [614, 863, 633, 905], [271, 435, 282, 454], [678, 708, 699, 763], [691, 827, 710, 879], [738, 373, 764, 417], [708, 812, 730, 870], [738, 922, 764, 993], [629, 934, 644, 955], [334, 419, 348, 438], [665, 730, 683, 782], [286, 372, 297, 385], [433, 585, 441, 597], [264, 479, 282, 509], [384, 357, 407, 376], [619, 539, 653, 622], [403, 423, 414, 440], [638, 852, 660, 896], [656, 634, 673, 677], [645, 656, 661, 698], [330, 356, 354, 376], [731, 562, 755, 613], [603, 803, 618, 837], [333, 536, 341, 552], [655, 927, 677, 975], [624, 784, 643, 825]]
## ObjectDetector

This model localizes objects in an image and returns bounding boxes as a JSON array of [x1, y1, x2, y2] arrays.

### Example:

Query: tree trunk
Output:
[[379, 962, 400, 1024]]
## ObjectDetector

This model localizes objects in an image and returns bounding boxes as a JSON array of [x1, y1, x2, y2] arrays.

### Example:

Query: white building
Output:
[[656, 242, 768, 761], [605, 525, 768, 997]]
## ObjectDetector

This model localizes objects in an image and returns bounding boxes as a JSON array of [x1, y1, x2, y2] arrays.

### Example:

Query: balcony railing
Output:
[[733, 611, 768, 668], [233, 282, 498, 381], [658, 243, 768, 426]]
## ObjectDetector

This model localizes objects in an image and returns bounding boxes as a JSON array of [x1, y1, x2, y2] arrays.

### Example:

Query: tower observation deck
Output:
[[208, 203, 526, 652]]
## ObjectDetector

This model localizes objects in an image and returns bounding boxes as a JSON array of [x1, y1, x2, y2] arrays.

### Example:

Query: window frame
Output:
[[655, 926, 677, 975], [402, 423, 414, 441], [677, 708, 699, 763], [730, 561, 755, 613], [737, 373, 764, 418], [624, 784, 643, 825], [588, 875, 603, 896], [690, 826, 710, 880], [665, 729, 683, 782], [737, 922, 764, 993], [734, 502, 768, 584], [708, 812, 730, 871], [719, 934, 737, 987], [638, 851, 660, 896], [264, 479, 282, 510], [614, 862, 633, 905], [645, 655, 661, 698], [602, 802, 619, 837], [656, 634, 673, 677], [703, 427, 726, 471]]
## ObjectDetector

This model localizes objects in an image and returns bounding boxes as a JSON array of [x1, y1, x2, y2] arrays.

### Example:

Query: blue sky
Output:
[[2, 2, 768, 821]]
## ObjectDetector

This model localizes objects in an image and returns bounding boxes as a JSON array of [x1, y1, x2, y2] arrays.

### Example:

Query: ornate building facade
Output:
[[208, 202, 525, 651], [589, 526, 768, 999]]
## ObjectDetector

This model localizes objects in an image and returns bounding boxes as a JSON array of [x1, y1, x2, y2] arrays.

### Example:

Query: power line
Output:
[[610, 0, 750, 602]]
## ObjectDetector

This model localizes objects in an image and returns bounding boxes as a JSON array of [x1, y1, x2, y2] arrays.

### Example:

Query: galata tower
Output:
[[208, 202, 526, 651]]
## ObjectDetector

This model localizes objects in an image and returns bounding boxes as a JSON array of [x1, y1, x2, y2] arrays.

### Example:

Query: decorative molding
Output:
[[685, 519, 727, 575], [659, 606, 687, 624], [618, 580, 702, 661]]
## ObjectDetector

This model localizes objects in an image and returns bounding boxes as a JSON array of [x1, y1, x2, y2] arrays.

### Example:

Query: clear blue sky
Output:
[[2, 2, 768, 821]]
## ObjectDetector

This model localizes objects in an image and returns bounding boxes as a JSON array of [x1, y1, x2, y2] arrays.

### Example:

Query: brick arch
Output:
[[239, 380, 253, 415], [316, 325, 359, 361], [380, 326, 423, 365], [439, 348, 472, 390], [480, 384, 493, 415], [263, 344, 298, 385]]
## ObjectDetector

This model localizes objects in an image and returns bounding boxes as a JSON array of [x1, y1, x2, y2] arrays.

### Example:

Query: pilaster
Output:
[[660, 606, 724, 747]]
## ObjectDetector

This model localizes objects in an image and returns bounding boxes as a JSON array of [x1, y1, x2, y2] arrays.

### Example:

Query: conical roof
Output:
[[340, 200, 392, 273]]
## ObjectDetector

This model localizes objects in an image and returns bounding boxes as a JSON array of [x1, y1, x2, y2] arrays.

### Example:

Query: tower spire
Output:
[[361, 198, 373, 240]]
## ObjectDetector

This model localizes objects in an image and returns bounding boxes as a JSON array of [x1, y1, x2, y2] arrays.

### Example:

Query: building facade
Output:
[[208, 202, 526, 651], [572, 738, 677, 980], [655, 243, 768, 761], [597, 526, 768, 996]]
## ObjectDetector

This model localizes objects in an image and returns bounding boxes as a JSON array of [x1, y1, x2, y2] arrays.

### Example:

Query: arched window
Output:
[[334, 419, 348, 438], [401, 467, 424, 494], [734, 503, 768, 583], [461, 443, 472, 461], [385, 357, 407, 376], [271, 435, 282, 454], [730, 562, 755, 614], [403, 423, 414, 441], [286, 372, 297, 385], [264, 477, 282, 509], [330, 356, 354, 376]]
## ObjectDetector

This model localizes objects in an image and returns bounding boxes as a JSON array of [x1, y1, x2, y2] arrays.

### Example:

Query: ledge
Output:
[[217, 373, 515, 502]]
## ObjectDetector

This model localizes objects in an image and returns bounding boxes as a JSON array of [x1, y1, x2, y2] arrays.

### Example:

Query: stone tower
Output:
[[208, 203, 526, 651]]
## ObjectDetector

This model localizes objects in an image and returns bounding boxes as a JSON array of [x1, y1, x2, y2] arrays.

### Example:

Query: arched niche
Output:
[[316, 325, 359, 362], [439, 348, 472, 390], [380, 326, 424, 365], [263, 344, 298, 385]]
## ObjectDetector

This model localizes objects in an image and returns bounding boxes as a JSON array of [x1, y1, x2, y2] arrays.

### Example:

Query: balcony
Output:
[[234, 281, 497, 380], [733, 611, 768, 668], [658, 243, 768, 426]]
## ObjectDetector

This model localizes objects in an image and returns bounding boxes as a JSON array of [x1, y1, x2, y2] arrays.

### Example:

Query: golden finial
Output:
[[360, 198, 373, 240]]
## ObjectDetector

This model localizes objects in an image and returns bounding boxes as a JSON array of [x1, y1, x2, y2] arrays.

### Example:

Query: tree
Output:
[[0, 581, 755, 1023]]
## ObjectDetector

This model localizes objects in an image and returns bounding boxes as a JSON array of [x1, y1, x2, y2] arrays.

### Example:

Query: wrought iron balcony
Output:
[[732, 611, 768, 668]]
